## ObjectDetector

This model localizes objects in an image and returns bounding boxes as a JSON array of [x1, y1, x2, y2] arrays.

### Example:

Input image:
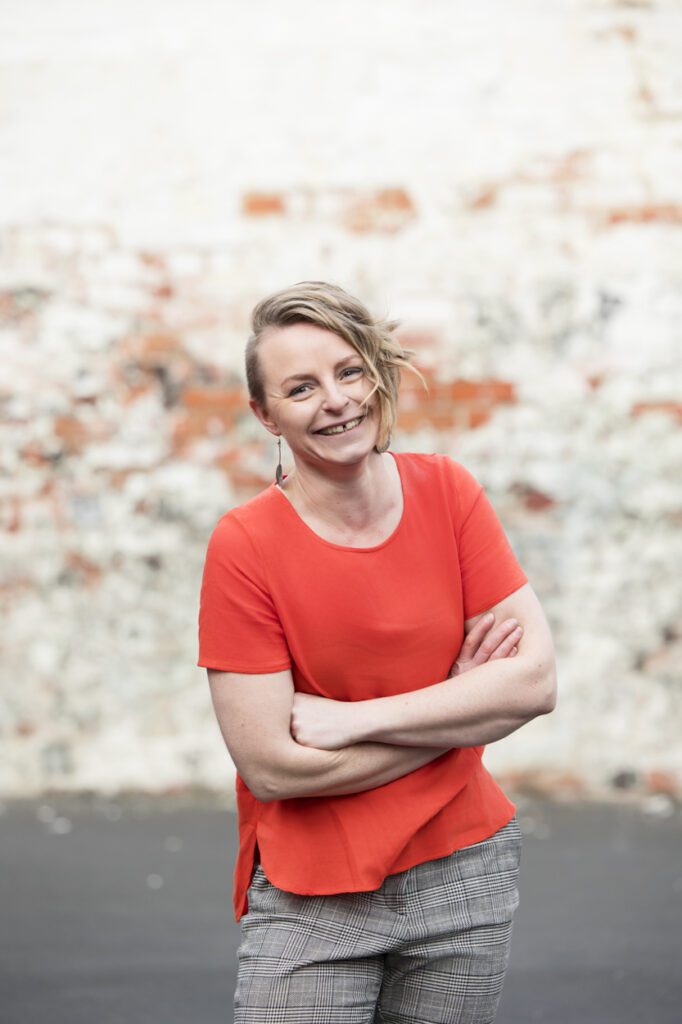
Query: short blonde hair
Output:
[[245, 280, 424, 453]]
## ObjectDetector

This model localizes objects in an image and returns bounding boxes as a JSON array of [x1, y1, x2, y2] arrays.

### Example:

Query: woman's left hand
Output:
[[290, 691, 360, 750]]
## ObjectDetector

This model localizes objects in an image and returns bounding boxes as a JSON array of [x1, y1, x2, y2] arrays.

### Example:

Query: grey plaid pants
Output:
[[234, 814, 523, 1024]]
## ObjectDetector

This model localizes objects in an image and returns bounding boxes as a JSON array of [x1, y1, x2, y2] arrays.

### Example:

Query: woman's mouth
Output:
[[315, 415, 365, 436]]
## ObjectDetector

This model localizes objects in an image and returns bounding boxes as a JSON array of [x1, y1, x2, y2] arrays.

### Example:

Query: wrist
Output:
[[352, 696, 384, 744]]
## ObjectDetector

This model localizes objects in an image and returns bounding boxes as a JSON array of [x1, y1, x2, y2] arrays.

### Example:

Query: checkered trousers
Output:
[[234, 814, 523, 1024]]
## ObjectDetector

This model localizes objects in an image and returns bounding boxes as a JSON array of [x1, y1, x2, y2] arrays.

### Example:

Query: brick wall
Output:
[[1, 0, 681, 801]]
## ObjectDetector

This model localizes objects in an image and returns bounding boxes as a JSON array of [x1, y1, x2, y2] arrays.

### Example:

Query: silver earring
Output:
[[275, 436, 283, 486]]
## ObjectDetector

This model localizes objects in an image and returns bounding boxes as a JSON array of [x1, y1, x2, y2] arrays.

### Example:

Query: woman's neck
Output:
[[278, 451, 398, 532]]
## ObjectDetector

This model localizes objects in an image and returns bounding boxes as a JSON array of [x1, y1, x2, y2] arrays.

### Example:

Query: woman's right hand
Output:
[[448, 614, 523, 678]]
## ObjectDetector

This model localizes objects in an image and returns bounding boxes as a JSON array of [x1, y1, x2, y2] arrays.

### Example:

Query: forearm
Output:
[[257, 738, 451, 801], [356, 656, 557, 748]]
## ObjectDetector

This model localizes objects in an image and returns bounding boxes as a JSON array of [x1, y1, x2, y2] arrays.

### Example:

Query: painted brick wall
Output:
[[1, 0, 681, 802]]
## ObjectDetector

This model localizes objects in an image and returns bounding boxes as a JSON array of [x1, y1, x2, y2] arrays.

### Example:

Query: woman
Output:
[[197, 281, 557, 1024]]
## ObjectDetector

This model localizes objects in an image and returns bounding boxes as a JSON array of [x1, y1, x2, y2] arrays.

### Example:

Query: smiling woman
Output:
[[197, 280, 557, 1023], [244, 280, 424, 457]]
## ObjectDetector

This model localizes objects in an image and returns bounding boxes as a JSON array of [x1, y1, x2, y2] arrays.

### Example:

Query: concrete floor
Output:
[[1, 792, 681, 1023]]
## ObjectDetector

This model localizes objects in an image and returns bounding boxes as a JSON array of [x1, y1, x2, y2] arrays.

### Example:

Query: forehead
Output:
[[258, 323, 358, 373]]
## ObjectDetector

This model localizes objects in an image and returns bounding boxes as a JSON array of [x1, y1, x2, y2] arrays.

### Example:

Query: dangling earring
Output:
[[375, 433, 392, 455], [275, 436, 283, 486]]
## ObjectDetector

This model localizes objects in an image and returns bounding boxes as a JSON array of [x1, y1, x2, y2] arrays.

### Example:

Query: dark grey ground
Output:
[[1, 791, 681, 1024]]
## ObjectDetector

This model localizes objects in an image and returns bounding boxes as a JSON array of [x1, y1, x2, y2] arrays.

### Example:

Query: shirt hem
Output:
[[197, 658, 293, 673], [248, 805, 517, 906]]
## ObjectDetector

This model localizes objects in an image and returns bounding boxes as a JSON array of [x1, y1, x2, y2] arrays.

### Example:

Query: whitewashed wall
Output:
[[1, 0, 681, 801]]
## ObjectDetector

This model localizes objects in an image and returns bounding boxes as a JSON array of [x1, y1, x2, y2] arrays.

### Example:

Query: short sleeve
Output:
[[197, 512, 292, 673], [448, 459, 528, 620]]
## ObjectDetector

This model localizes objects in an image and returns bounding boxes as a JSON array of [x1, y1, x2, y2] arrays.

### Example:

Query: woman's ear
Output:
[[249, 398, 280, 438]]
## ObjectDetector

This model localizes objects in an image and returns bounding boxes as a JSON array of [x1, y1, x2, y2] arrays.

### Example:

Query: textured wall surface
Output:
[[1, 0, 681, 801]]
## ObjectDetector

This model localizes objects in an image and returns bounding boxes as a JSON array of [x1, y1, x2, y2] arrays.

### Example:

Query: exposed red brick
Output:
[[467, 406, 492, 429], [467, 151, 592, 212], [119, 382, 160, 404], [614, 24, 638, 42], [115, 331, 195, 405], [511, 483, 557, 512], [212, 449, 241, 470], [396, 332, 442, 358], [124, 330, 184, 361], [242, 192, 286, 216], [138, 251, 167, 270], [398, 362, 439, 392], [449, 378, 517, 403], [54, 415, 90, 452], [547, 149, 592, 184], [64, 551, 102, 586], [38, 479, 57, 498], [422, 410, 462, 431], [230, 468, 272, 493], [108, 469, 137, 489], [637, 82, 655, 105], [173, 387, 246, 447], [181, 387, 244, 412], [0, 291, 14, 318], [152, 283, 174, 300], [16, 720, 37, 737], [524, 489, 557, 512], [4, 497, 22, 532], [605, 204, 682, 226], [376, 188, 414, 212], [645, 770, 679, 796], [53, 415, 115, 453], [0, 286, 50, 323], [212, 443, 265, 474], [398, 406, 468, 432], [467, 185, 499, 210], [397, 374, 516, 433], [448, 379, 479, 402], [395, 407, 438, 431], [631, 401, 682, 423], [19, 442, 49, 468], [343, 188, 417, 234]]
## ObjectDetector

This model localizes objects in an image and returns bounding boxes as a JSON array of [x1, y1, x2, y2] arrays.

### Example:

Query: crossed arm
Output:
[[292, 583, 557, 751], [207, 583, 557, 803]]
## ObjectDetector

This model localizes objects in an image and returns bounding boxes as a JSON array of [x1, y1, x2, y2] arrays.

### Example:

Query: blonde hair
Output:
[[245, 281, 425, 453]]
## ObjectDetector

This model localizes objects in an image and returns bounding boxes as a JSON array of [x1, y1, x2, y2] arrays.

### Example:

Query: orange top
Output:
[[197, 451, 528, 922]]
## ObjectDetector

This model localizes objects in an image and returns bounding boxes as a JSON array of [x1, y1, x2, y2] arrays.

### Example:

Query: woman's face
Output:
[[250, 323, 380, 469]]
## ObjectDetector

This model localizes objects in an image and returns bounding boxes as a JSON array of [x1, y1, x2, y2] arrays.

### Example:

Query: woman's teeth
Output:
[[317, 416, 363, 436]]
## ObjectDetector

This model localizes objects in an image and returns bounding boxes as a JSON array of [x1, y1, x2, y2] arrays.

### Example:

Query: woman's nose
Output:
[[320, 380, 349, 410]]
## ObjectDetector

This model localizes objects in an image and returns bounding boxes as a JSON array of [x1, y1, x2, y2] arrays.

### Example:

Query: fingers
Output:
[[475, 618, 522, 661], [457, 614, 524, 672], [487, 624, 523, 660], [459, 612, 495, 659]]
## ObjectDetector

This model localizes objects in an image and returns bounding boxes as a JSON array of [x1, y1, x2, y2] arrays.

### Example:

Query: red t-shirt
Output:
[[197, 451, 528, 922]]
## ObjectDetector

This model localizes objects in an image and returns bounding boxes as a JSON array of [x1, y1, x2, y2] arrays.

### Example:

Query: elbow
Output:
[[257, 773, 292, 803], [238, 762, 286, 804], [536, 662, 558, 715], [249, 771, 288, 804], [248, 778, 275, 803], [524, 658, 558, 717]]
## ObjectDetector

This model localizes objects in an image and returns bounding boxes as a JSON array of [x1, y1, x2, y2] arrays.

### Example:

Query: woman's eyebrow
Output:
[[280, 356, 358, 387]]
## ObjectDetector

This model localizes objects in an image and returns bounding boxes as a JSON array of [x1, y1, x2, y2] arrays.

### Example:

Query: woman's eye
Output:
[[289, 368, 361, 396]]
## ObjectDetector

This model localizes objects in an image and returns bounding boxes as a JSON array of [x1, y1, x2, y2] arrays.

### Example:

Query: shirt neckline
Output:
[[270, 450, 407, 553]]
